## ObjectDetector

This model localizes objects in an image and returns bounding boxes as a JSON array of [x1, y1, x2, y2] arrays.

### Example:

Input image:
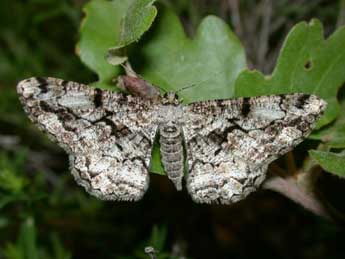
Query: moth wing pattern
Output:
[[17, 77, 159, 201], [183, 94, 326, 204]]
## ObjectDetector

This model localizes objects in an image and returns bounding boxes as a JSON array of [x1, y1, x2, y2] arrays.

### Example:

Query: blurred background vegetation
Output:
[[1, 0, 345, 258]]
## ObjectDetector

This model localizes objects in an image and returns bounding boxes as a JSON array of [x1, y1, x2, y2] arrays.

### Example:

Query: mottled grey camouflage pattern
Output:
[[17, 77, 326, 204]]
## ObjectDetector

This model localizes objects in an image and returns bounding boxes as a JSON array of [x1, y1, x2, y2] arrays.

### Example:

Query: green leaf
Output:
[[78, 0, 127, 88], [117, 0, 157, 48], [78, 0, 157, 88], [310, 150, 345, 178], [138, 8, 245, 174], [137, 8, 246, 103], [107, 0, 157, 65], [18, 217, 39, 259], [310, 100, 345, 148], [234, 19, 345, 128]]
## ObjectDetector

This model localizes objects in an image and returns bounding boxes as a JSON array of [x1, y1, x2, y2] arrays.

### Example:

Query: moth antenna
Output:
[[176, 82, 199, 93], [176, 69, 230, 94]]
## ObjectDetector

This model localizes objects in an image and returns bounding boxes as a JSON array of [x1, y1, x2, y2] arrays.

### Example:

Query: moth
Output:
[[17, 77, 326, 204]]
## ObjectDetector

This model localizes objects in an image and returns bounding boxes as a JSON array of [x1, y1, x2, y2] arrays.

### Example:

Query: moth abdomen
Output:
[[159, 125, 184, 190]]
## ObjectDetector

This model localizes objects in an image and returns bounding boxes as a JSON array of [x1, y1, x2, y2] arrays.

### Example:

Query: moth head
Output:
[[162, 92, 180, 106]]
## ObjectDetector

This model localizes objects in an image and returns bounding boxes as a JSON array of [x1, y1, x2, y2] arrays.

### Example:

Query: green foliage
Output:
[[77, 0, 125, 88], [310, 150, 345, 178], [111, 0, 157, 49], [234, 19, 345, 128], [107, 0, 158, 66], [0, 151, 48, 210], [3, 218, 71, 259], [78, 0, 157, 88], [311, 100, 345, 148], [0, 151, 27, 194], [309, 99, 345, 175], [138, 9, 246, 103], [0, 151, 28, 209]]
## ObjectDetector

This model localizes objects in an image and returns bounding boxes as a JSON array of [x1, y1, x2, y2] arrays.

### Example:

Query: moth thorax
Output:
[[159, 124, 184, 190], [160, 125, 180, 138], [162, 92, 180, 105]]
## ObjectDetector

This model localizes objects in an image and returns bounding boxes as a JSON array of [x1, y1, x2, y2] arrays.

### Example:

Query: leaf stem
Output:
[[263, 175, 331, 220]]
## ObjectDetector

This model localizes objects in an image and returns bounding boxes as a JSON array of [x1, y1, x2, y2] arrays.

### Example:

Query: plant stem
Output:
[[286, 152, 297, 175], [263, 175, 331, 220]]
